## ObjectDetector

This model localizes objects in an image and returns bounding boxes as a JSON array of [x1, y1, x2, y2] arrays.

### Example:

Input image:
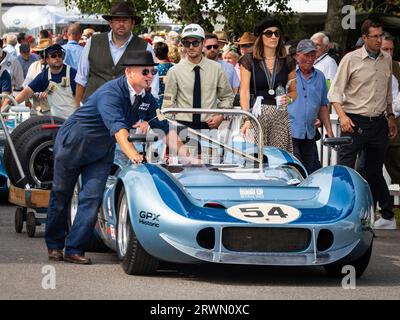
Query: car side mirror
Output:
[[128, 133, 159, 143], [322, 136, 353, 147]]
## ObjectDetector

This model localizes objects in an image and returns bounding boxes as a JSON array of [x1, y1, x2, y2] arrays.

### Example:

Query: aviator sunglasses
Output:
[[182, 40, 201, 48], [263, 30, 281, 38], [141, 68, 158, 76], [205, 44, 219, 50]]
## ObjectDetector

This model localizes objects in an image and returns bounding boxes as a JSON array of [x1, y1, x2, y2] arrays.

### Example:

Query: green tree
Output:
[[65, 0, 293, 36]]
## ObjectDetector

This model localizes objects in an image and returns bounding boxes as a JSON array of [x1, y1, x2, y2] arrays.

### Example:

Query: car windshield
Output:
[[263, 165, 303, 185]]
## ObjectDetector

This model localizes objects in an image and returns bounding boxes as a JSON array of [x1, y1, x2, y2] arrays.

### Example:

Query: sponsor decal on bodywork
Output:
[[139, 211, 160, 228], [239, 188, 264, 199]]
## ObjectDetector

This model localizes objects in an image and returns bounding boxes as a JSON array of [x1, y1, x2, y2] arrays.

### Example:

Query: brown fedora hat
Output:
[[235, 32, 257, 45], [102, 1, 142, 25]]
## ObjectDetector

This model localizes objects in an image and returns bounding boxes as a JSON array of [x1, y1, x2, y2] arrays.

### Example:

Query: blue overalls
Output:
[[45, 76, 169, 255]]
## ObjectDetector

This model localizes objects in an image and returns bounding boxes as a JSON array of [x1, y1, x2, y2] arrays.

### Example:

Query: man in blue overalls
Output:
[[46, 51, 189, 264]]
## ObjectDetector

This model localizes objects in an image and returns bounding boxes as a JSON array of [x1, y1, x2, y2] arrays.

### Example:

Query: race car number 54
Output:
[[227, 203, 301, 224]]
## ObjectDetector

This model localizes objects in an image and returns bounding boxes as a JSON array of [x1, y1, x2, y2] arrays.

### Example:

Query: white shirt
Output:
[[127, 78, 145, 105], [23, 61, 45, 88], [75, 31, 159, 98], [314, 53, 338, 82], [392, 75, 400, 117], [0, 52, 24, 89]]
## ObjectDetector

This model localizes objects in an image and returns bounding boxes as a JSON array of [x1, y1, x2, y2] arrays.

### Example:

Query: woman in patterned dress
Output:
[[154, 42, 174, 109], [239, 17, 296, 153]]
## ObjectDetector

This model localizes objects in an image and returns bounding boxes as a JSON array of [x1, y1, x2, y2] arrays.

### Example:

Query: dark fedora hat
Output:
[[102, 1, 142, 25], [121, 51, 158, 67]]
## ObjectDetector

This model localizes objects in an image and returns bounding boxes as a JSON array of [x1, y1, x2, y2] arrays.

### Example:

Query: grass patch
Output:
[[395, 208, 400, 228]]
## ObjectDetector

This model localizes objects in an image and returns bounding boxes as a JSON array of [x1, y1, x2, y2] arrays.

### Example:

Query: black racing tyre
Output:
[[116, 188, 158, 275], [3, 116, 64, 189], [324, 241, 373, 278], [15, 207, 26, 233], [67, 181, 109, 253], [26, 211, 36, 237]]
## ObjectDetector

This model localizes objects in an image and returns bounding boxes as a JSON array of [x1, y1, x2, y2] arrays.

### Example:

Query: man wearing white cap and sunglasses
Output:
[[162, 23, 233, 144]]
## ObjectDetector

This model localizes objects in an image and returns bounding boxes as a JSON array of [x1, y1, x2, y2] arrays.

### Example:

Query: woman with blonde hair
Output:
[[239, 17, 296, 153]]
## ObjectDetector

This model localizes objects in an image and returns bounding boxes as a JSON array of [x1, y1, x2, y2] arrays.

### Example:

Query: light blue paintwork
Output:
[[0, 120, 16, 199], [95, 144, 374, 267]]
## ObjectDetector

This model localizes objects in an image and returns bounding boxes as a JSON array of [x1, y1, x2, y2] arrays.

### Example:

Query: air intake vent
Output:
[[196, 227, 215, 249], [317, 229, 334, 252], [222, 227, 311, 252]]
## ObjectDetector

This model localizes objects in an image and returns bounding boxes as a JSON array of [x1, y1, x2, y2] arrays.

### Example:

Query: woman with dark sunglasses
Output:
[[239, 17, 297, 153]]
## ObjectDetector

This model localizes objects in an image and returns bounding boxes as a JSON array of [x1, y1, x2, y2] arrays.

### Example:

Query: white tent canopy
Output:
[[2, 5, 107, 30]]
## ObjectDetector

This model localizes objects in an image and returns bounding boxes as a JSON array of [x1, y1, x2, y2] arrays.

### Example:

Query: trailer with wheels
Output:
[[9, 185, 50, 237]]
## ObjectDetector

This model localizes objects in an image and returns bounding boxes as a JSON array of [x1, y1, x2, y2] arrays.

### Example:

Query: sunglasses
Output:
[[141, 68, 158, 76], [263, 30, 281, 38], [49, 53, 63, 59], [205, 44, 219, 50], [240, 44, 253, 48], [182, 40, 201, 48]]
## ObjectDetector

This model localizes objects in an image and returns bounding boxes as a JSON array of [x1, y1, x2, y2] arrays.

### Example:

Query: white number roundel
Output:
[[227, 203, 301, 224]]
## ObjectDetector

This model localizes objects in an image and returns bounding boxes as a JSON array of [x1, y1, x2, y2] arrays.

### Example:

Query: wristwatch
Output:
[[386, 112, 395, 119]]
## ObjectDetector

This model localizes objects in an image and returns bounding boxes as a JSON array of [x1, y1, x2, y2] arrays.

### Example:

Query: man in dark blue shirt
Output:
[[2, 44, 77, 119], [0, 69, 12, 96], [46, 51, 191, 265]]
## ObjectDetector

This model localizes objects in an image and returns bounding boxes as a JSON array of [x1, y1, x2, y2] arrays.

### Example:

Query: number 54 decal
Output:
[[227, 203, 301, 224]]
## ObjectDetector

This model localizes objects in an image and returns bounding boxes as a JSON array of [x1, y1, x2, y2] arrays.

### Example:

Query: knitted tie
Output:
[[192, 65, 201, 124], [132, 94, 143, 110]]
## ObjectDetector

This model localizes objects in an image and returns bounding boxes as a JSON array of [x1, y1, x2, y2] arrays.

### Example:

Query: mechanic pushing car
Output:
[[46, 51, 194, 265]]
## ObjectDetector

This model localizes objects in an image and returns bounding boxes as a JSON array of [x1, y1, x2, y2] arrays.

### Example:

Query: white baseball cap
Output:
[[181, 24, 205, 40], [153, 36, 165, 44]]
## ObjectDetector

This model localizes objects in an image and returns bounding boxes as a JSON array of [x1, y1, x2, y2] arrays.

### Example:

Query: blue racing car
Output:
[[69, 109, 374, 277]]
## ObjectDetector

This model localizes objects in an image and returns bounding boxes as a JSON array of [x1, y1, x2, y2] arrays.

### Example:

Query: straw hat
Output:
[[32, 38, 52, 52], [83, 28, 95, 38], [213, 30, 228, 44]]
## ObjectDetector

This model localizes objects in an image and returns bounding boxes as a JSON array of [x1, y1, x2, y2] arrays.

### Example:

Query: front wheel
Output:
[[116, 188, 158, 275], [324, 241, 373, 278]]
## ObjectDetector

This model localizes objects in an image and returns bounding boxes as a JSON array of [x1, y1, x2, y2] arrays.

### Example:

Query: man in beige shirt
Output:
[[328, 19, 397, 229], [162, 24, 234, 130]]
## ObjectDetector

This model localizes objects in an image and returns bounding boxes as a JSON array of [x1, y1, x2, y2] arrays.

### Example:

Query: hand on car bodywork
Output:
[[133, 120, 149, 134], [38, 92, 48, 100], [115, 128, 143, 164]]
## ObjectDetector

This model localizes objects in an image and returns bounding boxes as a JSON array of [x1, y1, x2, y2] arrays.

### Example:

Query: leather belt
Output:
[[346, 113, 385, 121]]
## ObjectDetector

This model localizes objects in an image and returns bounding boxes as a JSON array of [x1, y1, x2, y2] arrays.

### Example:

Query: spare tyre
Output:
[[3, 116, 64, 189]]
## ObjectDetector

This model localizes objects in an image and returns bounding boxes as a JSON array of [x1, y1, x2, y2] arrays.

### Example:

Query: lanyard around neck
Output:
[[261, 58, 278, 94]]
